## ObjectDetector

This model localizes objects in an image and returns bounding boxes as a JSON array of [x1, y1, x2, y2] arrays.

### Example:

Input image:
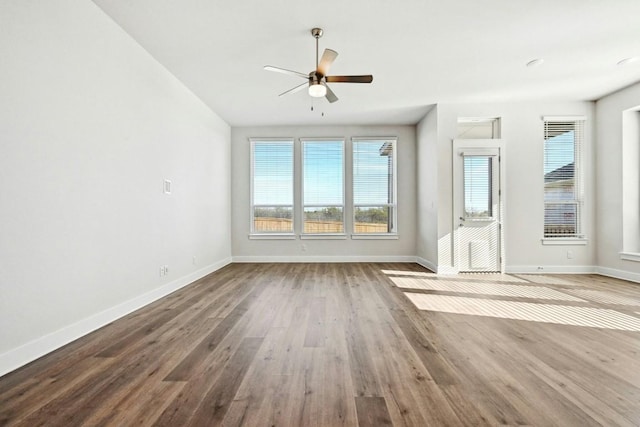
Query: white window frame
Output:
[[620, 108, 640, 261], [351, 137, 398, 239], [541, 116, 587, 245], [300, 138, 346, 239], [249, 138, 296, 239]]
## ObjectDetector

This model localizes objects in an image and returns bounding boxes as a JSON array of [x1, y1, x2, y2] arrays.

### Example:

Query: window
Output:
[[543, 117, 585, 238], [250, 139, 294, 234], [302, 139, 344, 234], [352, 138, 397, 234], [621, 108, 640, 260]]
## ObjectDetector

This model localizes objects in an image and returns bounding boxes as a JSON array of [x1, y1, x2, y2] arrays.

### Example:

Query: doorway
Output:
[[453, 139, 505, 272]]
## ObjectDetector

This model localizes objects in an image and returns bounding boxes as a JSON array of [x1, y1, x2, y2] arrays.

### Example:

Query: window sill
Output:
[[541, 238, 588, 246], [620, 252, 640, 262], [301, 234, 347, 240], [249, 233, 296, 240], [351, 234, 399, 240]]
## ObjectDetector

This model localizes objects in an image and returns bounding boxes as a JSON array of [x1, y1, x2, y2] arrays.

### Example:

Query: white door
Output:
[[453, 140, 504, 272]]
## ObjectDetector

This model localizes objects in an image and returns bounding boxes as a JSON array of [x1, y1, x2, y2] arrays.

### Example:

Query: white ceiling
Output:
[[91, 0, 640, 127]]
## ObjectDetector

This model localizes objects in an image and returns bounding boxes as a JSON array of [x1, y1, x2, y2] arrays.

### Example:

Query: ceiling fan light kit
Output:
[[309, 82, 327, 97], [264, 28, 373, 103]]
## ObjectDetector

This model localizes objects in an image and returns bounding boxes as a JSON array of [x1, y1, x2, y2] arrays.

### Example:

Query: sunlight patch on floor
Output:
[[514, 274, 576, 286], [404, 293, 640, 331], [454, 273, 528, 283], [380, 270, 433, 277], [391, 277, 584, 302], [381, 270, 528, 283], [564, 289, 640, 306]]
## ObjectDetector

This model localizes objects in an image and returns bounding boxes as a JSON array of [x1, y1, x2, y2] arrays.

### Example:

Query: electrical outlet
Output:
[[567, 250, 574, 259], [159, 265, 169, 276], [192, 256, 197, 265], [301, 244, 307, 252]]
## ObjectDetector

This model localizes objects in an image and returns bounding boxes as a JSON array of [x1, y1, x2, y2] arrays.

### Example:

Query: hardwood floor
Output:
[[1, 263, 639, 426]]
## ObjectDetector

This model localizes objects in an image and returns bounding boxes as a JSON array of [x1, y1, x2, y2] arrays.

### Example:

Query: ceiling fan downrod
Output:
[[311, 28, 323, 71]]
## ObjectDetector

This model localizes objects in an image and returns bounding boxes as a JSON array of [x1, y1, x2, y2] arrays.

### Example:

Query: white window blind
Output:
[[463, 156, 493, 218], [352, 138, 397, 233], [251, 139, 294, 233], [302, 139, 344, 234], [543, 118, 584, 238]]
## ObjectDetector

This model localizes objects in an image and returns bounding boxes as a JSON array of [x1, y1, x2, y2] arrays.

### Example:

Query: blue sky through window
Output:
[[464, 156, 491, 215], [544, 131, 575, 174], [255, 139, 396, 209], [353, 140, 392, 205]]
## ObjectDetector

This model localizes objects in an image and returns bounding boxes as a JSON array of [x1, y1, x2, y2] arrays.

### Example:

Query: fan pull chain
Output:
[[309, 102, 325, 117]]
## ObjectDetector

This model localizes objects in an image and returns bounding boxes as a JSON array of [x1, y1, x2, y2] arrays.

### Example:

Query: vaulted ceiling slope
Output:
[[92, 0, 640, 126]]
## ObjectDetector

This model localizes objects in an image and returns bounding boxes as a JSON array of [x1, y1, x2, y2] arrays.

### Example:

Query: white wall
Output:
[[231, 125, 417, 261], [416, 102, 595, 273], [0, 0, 231, 375], [416, 106, 439, 271], [595, 82, 640, 282]]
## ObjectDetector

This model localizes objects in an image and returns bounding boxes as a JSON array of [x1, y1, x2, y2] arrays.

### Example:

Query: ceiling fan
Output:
[[264, 28, 373, 103]]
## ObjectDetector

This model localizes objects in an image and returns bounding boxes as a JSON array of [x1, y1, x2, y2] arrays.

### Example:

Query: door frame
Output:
[[452, 139, 506, 273]]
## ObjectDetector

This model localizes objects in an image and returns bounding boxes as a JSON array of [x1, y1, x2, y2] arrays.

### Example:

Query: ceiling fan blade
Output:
[[278, 81, 308, 97], [317, 49, 338, 76], [326, 75, 373, 83], [325, 84, 338, 103], [264, 65, 309, 79]]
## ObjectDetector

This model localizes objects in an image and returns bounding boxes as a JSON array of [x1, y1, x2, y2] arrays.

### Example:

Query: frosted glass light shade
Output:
[[308, 82, 327, 97]]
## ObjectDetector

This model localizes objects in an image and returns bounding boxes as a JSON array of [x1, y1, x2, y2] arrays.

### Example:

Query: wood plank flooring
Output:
[[1, 263, 640, 426]]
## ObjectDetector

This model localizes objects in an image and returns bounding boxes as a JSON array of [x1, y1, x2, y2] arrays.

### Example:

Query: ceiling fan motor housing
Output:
[[309, 72, 324, 83]]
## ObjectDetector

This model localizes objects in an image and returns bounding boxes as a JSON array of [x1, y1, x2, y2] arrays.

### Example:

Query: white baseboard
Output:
[[232, 255, 417, 263], [415, 257, 437, 273], [0, 257, 231, 378], [505, 265, 597, 274], [596, 266, 640, 284], [414, 257, 457, 274]]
